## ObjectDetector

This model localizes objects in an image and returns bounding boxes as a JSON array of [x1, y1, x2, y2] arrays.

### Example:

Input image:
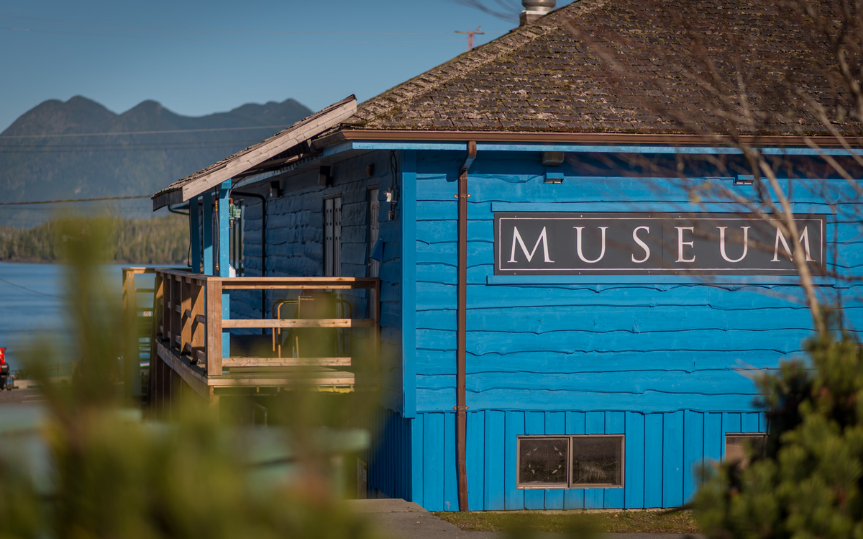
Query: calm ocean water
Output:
[[0, 263, 130, 371]]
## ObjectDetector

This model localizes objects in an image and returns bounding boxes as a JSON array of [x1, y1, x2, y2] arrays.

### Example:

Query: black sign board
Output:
[[494, 212, 826, 276]]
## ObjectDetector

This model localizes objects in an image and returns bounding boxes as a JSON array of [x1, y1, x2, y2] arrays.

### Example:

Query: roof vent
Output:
[[520, 0, 556, 26]]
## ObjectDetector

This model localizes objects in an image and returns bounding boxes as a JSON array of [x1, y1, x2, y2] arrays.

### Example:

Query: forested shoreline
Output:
[[0, 215, 189, 264]]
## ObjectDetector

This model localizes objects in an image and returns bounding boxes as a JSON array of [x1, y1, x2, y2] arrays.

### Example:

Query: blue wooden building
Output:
[[149, 0, 863, 511]]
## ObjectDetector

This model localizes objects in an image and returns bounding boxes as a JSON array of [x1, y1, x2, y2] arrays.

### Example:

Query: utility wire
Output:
[[0, 125, 293, 139], [0, 275, 61, 298], [0, 14, 493, 36], [0, 195, 151, 206], [0, 26, 464, 45]]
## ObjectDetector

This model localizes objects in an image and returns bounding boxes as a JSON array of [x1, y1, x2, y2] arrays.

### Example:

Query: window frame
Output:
[[323, 194, 342, 277], [724, 432, 767, 465], [516, 434, 625, 490]]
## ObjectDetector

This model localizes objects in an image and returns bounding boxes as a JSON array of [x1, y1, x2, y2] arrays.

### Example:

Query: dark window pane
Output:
[[571, 437, 623, 486], [518, 438, 568, 486], [725, 435, 766, 468]]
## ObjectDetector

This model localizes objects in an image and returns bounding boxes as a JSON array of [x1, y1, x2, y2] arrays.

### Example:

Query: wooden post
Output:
[[122, 270, 137, 402], [181, 278, 192, 355], [206, 279, 223, 376], [190, 197, 201, 273], [191, 280, 205, 366], [148, 273, 164, 410]]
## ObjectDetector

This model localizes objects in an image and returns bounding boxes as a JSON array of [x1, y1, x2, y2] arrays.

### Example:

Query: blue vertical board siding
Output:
[[606, 412, 625, 434], [742, 412, 760, 433], [663, 411, 684, 507], [524, 412, 546, 510], [564, 411, 586, 510], [484, 410, 506, 510], [467, 411, 485, 510], [545, 412, 566, 509], [424, 413, 444, 511], [412, 414, 424, 505], [625, 412, 645, 509], [586, 412, 605, 434], [444, 412, 458, 511], [683, 411, 705, 503], [644, 414, 664, 508], [604, 411, 626, 508], [704, 413, 723, 464], [585, 489, 604, 509], [505, 411, 525, 510], [402, 151, 417, 418]]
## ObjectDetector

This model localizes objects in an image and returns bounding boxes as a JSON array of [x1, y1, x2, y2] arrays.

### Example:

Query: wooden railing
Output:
[[152, 269, 381, 379]]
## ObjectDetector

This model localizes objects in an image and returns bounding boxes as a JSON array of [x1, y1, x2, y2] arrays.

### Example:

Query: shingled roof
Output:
[[341, 0, 860, 136]]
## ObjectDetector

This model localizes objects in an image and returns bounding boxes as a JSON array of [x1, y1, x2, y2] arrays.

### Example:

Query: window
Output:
[[368, 187, 380, 278], [517, 435, 625, 489], [725, 433, 767, 468], [324, 195, 341, 277]]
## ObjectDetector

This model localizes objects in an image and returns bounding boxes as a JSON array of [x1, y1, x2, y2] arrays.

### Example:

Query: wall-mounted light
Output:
[[269, 180, 282, 198], [365, 164, 375, 177], [319, 165, 333, 187], [541, 151, 565, 166]]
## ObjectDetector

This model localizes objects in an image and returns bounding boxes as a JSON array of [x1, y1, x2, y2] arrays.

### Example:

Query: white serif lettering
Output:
[[632, 226, 651, 263], [772, 226, 814, 262], [573, 226, 608, 264], [718, 226, 750, 263], [675, 227, 696, 263], [508, 226, 554, 263]]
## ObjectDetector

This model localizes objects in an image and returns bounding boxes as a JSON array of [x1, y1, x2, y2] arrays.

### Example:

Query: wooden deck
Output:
[[125, 267, 380, 408]]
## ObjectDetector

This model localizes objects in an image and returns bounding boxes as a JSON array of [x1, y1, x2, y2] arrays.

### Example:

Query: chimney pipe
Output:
[[520, 0, 556, 26]]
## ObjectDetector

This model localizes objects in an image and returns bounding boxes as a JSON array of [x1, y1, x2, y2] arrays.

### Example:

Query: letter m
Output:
[[508, 225, 554, 263]]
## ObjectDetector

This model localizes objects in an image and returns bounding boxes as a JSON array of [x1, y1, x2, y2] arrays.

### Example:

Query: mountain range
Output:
[[0, 96, 312, 226]]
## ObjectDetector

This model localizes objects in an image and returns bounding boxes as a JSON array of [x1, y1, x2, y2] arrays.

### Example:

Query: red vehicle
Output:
[[0, 348, 9, 390]]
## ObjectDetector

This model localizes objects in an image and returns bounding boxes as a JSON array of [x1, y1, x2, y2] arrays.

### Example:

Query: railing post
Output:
[[122, 269, 137, 402], [181, 277, 192, 355], [206, 278, 223, 376], [191, 279, 205, 366]]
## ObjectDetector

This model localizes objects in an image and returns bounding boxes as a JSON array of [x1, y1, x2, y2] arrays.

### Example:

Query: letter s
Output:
[[632, 226, 650, 263]]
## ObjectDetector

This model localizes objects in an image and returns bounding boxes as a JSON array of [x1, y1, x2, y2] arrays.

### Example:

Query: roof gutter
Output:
[[315, 129, 863, 149]]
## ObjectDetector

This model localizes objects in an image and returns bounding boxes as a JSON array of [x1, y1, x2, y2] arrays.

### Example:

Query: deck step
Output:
[[222, 357, 352, 368]]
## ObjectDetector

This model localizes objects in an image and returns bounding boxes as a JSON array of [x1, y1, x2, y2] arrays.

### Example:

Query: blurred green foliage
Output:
[[0, 215, 189, 264], [0, 219, 377, 539], [695, 334, 863, 539]]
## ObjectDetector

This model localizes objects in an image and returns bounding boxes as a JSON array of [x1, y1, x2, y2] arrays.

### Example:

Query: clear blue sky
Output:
[[0, 0, 575, 131]]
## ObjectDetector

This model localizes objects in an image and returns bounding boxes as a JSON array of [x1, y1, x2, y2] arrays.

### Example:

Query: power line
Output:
[[0, 275, 61, 298], [0, 125, 292, 139], [0, 137, 261, 148], [0, 26, 465, 45], [0, 14, 487, 36], [0, 195, 151, 206]]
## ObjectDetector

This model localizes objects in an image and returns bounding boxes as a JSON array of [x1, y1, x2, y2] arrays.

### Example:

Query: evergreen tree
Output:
[[695, 333, 863, 538]]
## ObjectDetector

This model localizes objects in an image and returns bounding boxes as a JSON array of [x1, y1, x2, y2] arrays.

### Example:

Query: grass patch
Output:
[[434, 509, 700, 535]]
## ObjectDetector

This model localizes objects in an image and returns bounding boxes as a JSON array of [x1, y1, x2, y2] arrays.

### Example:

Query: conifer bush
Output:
[[695, 334, 863, 539]]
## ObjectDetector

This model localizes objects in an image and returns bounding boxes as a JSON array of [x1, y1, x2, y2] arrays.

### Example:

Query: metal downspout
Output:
[[457, 141, 477, 512], [231, 191, 267, 332]]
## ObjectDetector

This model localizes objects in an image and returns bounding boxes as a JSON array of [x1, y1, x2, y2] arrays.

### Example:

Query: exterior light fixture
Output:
[[319, 166, 333, 187], [734, 174, 755, 186], [542, 151, 565, 183], [269, 180, 282, 198]]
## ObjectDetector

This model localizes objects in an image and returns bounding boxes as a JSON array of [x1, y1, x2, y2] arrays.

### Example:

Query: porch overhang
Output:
[[151, 95, 357, 210]]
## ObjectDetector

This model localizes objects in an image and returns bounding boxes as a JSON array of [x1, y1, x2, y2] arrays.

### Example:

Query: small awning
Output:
[[151, 95, 357, 210]]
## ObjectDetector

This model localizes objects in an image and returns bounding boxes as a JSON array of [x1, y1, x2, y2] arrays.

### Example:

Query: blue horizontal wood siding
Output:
[[411, 409, 764, 510], [411, 154, 863, 416]]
